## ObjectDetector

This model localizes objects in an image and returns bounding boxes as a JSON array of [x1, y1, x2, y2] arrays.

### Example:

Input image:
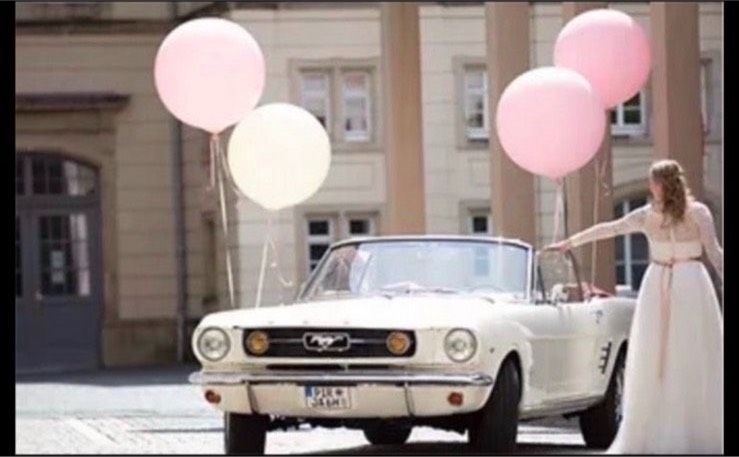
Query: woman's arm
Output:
[[547, 205, 647, 251], [693, 202, 723, 283]]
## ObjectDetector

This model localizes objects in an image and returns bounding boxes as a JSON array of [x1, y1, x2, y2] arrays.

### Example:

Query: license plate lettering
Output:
[[304, 386, 351, 409]]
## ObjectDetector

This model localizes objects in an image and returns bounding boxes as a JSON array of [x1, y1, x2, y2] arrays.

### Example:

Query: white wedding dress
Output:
[[569, 200, 723, 454]]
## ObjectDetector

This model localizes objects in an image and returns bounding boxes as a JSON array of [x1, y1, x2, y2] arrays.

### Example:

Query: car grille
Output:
[[241, 328, 416, 358]]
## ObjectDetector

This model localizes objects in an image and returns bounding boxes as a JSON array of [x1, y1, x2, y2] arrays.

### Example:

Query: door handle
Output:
[[35, 290, 44, 301]]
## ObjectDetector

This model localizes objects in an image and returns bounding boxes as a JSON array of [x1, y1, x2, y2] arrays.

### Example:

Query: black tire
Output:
[[468, 360, 521, 453], [362, 423, 412, 446], [224, 412, 269, 455], [579, 349, 626, 449]]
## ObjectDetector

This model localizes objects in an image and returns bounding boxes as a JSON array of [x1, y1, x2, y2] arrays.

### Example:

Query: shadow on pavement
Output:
[[15, 364, 198, 386], [300, 442, 592, 455]]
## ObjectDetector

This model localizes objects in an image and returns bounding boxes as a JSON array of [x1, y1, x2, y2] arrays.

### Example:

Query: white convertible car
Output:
[[189, 236, 635, 454]]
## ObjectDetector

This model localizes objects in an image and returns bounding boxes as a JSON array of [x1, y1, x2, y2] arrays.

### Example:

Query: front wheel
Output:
[[224, 412, 268, 455], [579, 349, 626, 448], [468, 360, 521, 453]]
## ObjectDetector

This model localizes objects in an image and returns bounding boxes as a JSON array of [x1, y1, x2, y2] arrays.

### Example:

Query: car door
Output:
[[536, 251, 602, 401]]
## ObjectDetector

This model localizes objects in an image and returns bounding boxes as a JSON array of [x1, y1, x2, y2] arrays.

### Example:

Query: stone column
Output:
[[380, 2, 426, 234], [650, 2, 704, 199], [561, 2, 616, 293], [485, 2, 536, 245]]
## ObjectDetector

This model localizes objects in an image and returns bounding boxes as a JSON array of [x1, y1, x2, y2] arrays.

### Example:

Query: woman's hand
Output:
[[543, 239, 572, 253]]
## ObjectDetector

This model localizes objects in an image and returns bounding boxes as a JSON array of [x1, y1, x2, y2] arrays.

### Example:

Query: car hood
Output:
[[198, 294, 513, 330]]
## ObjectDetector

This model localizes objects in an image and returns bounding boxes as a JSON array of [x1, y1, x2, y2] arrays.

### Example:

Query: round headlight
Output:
[[386, 331, 412, 356], [197, 327, 230, 361], [444, 329, 477, 363], [245, 330, 270, 356]]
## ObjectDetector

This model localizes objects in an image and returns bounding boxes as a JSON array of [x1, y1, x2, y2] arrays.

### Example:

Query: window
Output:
[[610, 91, 646, 136], [464, 67, 489, 142], [468, 209, 493, 235], [305, 213, 377, 272], [307, 218, 335, 272], [300, 71, 331, 132], [30, 156, 96, 196], [342, 71, 371, 142], [615, 197, 649, 292], [39, 213, 91, 296], [295, 61, 377, 147], [16, 217, 22, 297], [700, 58, 712, 134]]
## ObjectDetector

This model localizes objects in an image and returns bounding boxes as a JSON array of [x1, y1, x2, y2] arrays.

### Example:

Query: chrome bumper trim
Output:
[[189, 370, 494, 387]]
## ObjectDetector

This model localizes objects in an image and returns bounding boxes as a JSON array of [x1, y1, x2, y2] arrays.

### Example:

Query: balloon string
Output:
[[268, 231, 295, 289], [209, 135, 217, 189], [552, 178, 565, 244], [590, 156, 611, 290], [214, 134, 237, 309], [255, 213, 273, 308]]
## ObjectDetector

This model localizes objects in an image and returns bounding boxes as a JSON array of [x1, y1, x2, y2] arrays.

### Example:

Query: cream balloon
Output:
[[227, 103, 331, 211]]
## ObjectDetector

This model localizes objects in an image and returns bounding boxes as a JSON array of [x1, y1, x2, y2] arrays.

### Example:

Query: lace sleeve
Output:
[[568, 205, 647, 248], [693, 202, 723, 282]]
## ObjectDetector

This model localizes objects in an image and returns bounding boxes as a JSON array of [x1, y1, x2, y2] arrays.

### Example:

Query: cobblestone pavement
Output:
[[16, 366, 592, 455]]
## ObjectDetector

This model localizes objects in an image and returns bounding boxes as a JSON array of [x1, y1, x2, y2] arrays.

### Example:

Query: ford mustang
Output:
[[189, 235, 635, 454]]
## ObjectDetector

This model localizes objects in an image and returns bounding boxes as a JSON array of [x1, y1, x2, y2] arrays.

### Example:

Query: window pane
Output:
[[349, 219, 369, 235], [16, 158, 24, 195], [615, 235, 625, 260], [623, 109, 642, 125], [630, 234, 649, 261], [465, 70, 484, 91], [610, 110, 618, 125], [342, 71, 371, 141], [308, 220, 329, 236], [632, 263, 648, 289], [472, 216, 488, 234], [16, 217, 22, 297], [38, 214, 91, 297], [31, 157, 96, 196], [464, 68, 488, 140], [616, 265, 626, 285], [32, 158, 47, 194], [301, 72, 330, 130]]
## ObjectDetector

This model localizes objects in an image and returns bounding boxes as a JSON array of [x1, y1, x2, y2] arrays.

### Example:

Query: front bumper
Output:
[[190, 370, 494, 418]]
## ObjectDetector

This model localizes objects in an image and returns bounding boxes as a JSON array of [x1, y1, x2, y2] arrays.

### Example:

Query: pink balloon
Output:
[[495, 67, 606, 180], [554, 9, 651, 109], [154, 18, 265, 134]]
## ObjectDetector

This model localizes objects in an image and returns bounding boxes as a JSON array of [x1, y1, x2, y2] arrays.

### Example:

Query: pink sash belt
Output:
[[651, 256, 702, 382]]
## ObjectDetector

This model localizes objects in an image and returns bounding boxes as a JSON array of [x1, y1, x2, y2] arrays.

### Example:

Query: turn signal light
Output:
[[246, 330, 270, 356], [447, 392, 464, 406], [386, 331, 411, 356]]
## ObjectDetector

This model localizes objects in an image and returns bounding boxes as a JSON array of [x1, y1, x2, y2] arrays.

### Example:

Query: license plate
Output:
[[304, 386, 352, 410]]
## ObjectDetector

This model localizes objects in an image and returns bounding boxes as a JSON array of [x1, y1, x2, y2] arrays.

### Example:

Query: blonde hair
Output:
[[649, 160, 693, 225]]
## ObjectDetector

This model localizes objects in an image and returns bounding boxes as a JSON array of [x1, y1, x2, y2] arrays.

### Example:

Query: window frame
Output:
[[299, 70, 333, 135], [340, 70, 372, 143], [463, 66, 489, 142], [610, 90, 647, 137], [290, 58, 382, 153], [468, 208, 493, 236], [453, 56, 490, 150]]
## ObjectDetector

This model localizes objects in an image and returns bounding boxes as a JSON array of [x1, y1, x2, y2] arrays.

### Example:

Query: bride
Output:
[[546, 160, 723, 454]]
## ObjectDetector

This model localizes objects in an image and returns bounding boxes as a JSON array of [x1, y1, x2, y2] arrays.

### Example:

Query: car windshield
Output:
[[301, 240, 530, 301]]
